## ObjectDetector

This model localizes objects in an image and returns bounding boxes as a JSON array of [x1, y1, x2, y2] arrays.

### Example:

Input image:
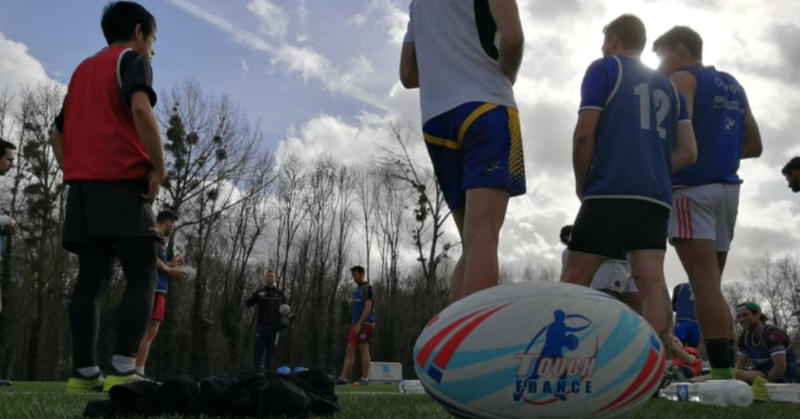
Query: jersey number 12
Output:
[[634, 83, 670, 140]]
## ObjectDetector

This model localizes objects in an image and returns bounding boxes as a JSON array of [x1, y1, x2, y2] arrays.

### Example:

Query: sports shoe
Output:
[[333, 377, 348, 385], [102, 368, 150, 392], [66, 370, 104, 393], [752, 376, 769, 402], [358, 378, 369, 386]]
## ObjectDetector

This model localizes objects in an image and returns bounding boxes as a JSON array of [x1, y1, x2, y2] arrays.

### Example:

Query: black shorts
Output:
[[63, 178, 158, 253], [568, 198, 669, 260]]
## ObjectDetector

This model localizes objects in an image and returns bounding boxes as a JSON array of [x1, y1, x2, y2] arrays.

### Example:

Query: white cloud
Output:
[[246, 0, 289, 39], [0, 33, 53, 94], [168, 0, 800, 289], [240, 59, 250, 73]]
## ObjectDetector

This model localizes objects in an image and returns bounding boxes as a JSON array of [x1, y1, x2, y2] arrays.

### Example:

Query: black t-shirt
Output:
[[55, 49, 156, 132]]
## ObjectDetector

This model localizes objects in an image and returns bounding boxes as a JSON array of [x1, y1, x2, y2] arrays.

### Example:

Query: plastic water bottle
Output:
[[764, 383, 800, 403], [399, 380, 426, 394], [659, 380, 753, 407]]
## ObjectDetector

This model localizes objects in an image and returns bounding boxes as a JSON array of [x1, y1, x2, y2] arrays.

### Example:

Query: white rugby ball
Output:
[[178, 266, 197, 282], [413, 281, 665, 419]]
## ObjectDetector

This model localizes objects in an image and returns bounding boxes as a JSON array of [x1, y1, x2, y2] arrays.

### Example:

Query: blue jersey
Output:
[[579, 56, 690, 207], [351, 283, 375, 324], [156, 235, 168, 293], [738, 324, 797, 382], [672, 283, 696, 321], [672, 65, 748, 186]]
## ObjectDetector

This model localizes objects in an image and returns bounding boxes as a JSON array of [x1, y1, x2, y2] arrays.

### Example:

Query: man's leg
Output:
[[254, 324, 267, 368], [112, 237, 158, 374], [358, 342, 371, 382], [263, 326, 277, 370], [620, 292, 644, 315], [674, 239, 734, 379], [135, 319, 160, 374], [338, 344, 357, 381], [627, 250, 670, 339], [735, 369, 766, 384], [561, 251, 604, 287], [70, 242, 115, 372], [450, 208, 466, 301], [459, 187, 509, 298]]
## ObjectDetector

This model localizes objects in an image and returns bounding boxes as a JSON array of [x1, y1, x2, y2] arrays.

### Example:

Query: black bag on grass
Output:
[[84, 369, 338, 417]]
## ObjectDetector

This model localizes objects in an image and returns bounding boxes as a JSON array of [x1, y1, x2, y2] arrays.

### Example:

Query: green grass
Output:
[[1, 381, 798, 418]]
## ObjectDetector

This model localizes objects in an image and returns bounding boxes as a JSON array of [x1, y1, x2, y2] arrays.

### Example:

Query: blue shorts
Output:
[[674, 319, 701, 348], [422, 102, 526, 209]]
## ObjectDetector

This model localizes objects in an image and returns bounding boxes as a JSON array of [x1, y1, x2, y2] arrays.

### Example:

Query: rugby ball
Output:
[[413, 281, 665, 419], [178, 266, 197, 282]]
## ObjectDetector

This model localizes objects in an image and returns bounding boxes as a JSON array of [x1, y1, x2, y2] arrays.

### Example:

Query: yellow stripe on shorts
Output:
[[507, 107, 525, 185]]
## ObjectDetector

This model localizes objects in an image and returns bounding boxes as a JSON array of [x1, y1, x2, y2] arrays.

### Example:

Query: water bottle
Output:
[[764, 383, 800, 403], [399, 380, 426, 394], [659, 380, 753, 407]]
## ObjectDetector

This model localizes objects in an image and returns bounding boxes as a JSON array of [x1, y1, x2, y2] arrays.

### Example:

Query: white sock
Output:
[[135, 366, 145, 375], [76, 366, 100, 378], [111, 355, 136, 373]]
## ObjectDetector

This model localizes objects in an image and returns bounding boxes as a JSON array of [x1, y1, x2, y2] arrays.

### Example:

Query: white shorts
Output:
[[590, 260, 638, 294], [668, 183, 740, 252]]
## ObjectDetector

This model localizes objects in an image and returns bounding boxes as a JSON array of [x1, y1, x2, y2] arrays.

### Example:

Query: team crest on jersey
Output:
[[513, 310, 598, 405]]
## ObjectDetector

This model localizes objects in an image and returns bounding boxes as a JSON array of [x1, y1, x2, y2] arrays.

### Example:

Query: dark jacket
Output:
[[246, 285, 287, 326]]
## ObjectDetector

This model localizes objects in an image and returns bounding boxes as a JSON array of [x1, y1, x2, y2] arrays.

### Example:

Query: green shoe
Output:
[[102, 369, 148, 392], [752, 376, 769, 402], [66, 371, 104, 393]]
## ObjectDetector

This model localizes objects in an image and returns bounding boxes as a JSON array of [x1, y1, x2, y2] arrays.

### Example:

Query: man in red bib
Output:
[[50, 1, 166, 393]]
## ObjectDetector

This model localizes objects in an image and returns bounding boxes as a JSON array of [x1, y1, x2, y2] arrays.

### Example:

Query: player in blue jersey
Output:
[[561, 15, 697, 341], [334, 266, 376, 386], [735, 302, 796, 384], [654, 26, 763, 380], [134, 208, 185, 377], [672, 282, 700, 348]]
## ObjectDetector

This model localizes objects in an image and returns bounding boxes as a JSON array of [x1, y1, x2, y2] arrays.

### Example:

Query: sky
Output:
[[1, 0, 800, 290]]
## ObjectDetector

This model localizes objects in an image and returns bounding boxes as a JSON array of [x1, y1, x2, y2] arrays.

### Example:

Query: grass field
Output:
[[1, 381, 798, 418]]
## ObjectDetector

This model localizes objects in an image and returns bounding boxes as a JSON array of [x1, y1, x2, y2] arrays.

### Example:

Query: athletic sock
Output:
[[111, 355, 136, 374], [728, 339, 737, 367], [76, 366, 101, 378], [135, 366, 145, 376], [710, 367, 734, 380], [705, 338, 734, 379]]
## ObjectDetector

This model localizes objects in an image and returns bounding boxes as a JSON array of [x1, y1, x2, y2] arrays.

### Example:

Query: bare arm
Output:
[[670, 71, 696, 118], [767, 353, 787, 382], [131, 91, 166, 202], [740, 107, 763, 159], [735, 351, 749, 369], [399, 43, 419, 89], [357, 300, 373, 325], [50, 127, 64, 169], [672, 121, 698, 171], [488, 0, 524, 84], [572, 109, 601, 199], [672, 346, 697, 365]]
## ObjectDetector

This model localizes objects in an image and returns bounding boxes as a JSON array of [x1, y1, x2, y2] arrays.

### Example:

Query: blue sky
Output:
[[2, 0, 800, 288], [0, 0, 400, 149]]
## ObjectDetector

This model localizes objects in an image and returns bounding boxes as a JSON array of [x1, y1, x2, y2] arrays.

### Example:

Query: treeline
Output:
[[0, 81, 462, 381]]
